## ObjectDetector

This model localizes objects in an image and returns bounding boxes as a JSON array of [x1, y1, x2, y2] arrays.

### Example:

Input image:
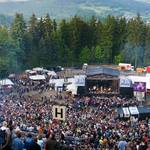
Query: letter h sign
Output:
[[52, 105, 66, 121]]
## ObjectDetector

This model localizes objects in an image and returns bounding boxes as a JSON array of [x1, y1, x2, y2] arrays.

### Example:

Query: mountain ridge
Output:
[[0, 0, 150, 21]]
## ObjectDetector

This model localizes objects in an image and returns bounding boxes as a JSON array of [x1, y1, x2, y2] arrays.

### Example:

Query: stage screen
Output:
[[133, 82, 146, 92]]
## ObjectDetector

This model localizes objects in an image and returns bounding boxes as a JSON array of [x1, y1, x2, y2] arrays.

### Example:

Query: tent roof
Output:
[[49, 79, 64, 87], [117, 106, 150, 116], [47, 71, 57, 76], [0, 79, 14, 86], [86, 66, 120, 77], [29, 71, 37, 74], [33, 67, 43, 71], [138, 107, 150, 114], [29, 75, 46, 80]]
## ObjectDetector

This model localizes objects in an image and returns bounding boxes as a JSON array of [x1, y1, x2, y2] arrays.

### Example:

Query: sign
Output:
[[120, 78, 131, 88], [133, 82, 146, 92], [122, 107, 130, 118], [52, 105, 66, 121], [129, 106, 139, 115], [74, 75, 86, 86]]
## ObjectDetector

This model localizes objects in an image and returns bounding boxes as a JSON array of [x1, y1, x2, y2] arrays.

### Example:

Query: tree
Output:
[[80, 47, 90, 64], [125, 14, 146, 67], [114, 52, 124, 64], [144, 26, 150, 65], [94, 45, 104, 63], [11, 13, 26, 70]]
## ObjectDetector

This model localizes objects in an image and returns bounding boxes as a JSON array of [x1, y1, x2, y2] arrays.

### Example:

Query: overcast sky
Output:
[[134, 0, 150, 3], [0, 0, 30, 2]]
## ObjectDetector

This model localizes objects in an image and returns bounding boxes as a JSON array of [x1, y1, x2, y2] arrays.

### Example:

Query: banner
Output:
[[129, 106, 139, 115], [134, 91, 145, 101], [122, 107, 130, 117], [74, 75, 86, 86], [133, 82, 146, 92], [120, 78, 131, 88], [52, 105, 66, 121]]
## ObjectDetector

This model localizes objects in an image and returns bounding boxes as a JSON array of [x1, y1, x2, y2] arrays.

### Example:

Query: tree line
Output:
[[0, 13, 150, 77]]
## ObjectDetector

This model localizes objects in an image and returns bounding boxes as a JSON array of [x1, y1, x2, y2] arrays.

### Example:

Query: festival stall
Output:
[[117, 106, 150, 119], [0, 78, 14, 92]]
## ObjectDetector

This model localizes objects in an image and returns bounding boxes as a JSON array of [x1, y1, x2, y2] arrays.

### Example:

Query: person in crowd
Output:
[[24, 133, 34, 150], [29, 136, 41, 150], [0, 121, 11, 150], [37, 135, 44, 150], [11, 130, 24, 150], [45, 134, 59, 150], [118, 137, 128, 150]]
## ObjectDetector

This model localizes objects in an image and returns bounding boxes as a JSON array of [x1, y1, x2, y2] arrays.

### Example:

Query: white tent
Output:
[[29, 71, 37, 74], [25, 70, 32, 73], [43, 69, 49, 73], [50, 79, 64, 86], [0, 79, 14, 86], [33, 67, 43, 72], [47, 71, 57, 76], [49, 79, 64, 91], [8, 74, 15, 78], [66, 83, 78, 95], [29, 75, 46, 80], [64, 78, 75, 84]]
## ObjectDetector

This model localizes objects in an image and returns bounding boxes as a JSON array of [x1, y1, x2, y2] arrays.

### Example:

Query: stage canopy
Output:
[[86, 66, 120, 77]]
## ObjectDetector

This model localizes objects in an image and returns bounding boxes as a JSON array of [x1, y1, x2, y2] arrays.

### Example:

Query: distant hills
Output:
[[0, 0, 150, 21]]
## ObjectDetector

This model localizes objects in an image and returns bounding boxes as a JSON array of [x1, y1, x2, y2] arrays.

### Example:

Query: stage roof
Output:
[[86, 66, 120, 77]]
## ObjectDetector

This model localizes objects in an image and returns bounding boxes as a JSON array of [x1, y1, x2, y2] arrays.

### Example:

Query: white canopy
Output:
[[66, 83, 78, 95], [50, 79, 64, 87], [47, 71, 57, 76], [29, 71, 37, 74], [25, 70, 32, 73], [0, 79, 14, 86], [29, 75, 46, 80], [64, 78, 75, 84], [33, 67, 43, 71], [8, 74, 15, 78]]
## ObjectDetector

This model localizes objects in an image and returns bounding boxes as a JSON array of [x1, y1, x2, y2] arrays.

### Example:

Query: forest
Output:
[[0, 13, 149, 77]]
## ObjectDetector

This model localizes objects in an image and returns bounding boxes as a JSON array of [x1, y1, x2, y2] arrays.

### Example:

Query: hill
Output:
[[0, 0, 150, 21]]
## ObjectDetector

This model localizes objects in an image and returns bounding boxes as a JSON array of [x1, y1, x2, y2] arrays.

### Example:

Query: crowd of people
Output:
[[0, 75, 149, 150], [88, 86, 118, 95]]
